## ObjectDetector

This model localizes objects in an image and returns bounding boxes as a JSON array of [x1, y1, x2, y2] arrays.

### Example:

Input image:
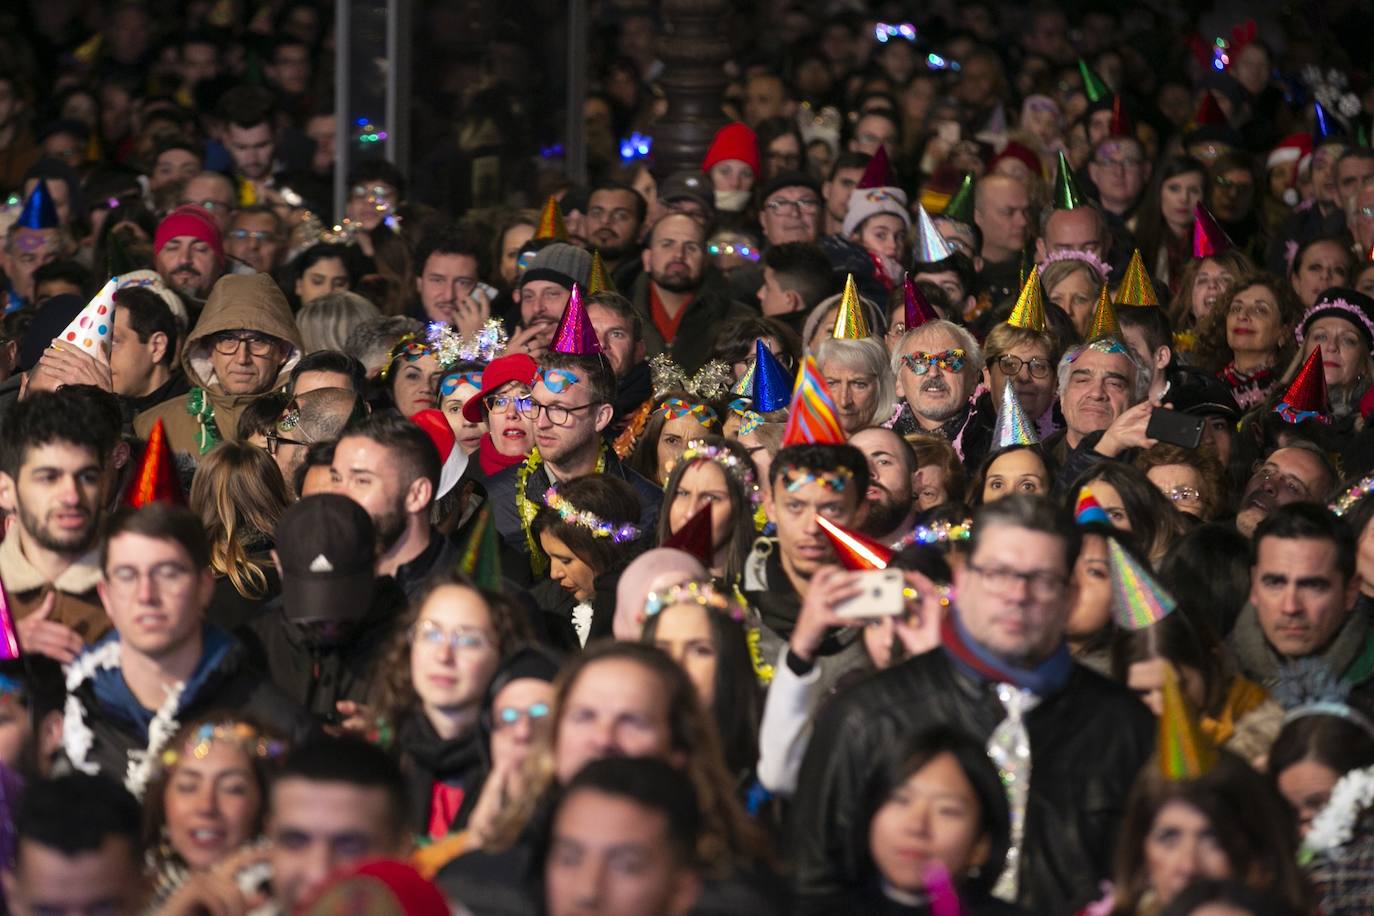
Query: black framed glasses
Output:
[[212, 333, 279, 357], [966, 560, 1066, 599], [517, 399, 596, 427], [997, 354, 1052, 379], [265, 429, 309, 455]]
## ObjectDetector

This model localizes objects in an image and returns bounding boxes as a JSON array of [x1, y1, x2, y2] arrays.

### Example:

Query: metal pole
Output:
[[332, 0, 351, 224], [565, 0, 587, 184], [385, 0, 411, 174]]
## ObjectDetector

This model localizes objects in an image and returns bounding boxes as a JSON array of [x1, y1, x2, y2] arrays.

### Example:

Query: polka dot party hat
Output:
[[58, 277, 116, 360]]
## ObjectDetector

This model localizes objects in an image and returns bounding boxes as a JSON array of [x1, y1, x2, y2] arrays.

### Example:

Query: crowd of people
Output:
[[4, 0, 1374, 914]]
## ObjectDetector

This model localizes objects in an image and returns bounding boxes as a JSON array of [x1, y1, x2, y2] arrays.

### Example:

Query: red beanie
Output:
[[154, 205, 224, 263], [702, 122, 761, 177], [992, 141, 1043, 179]]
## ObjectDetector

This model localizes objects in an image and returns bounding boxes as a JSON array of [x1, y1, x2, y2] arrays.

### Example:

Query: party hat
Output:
[[1077, 59, 1109, 104], [122, 419, 185, 508], [1114, 249, 1158, 306], [1192, 203, 1233, 259], [56, 277, 117, 360], [816, 515, 892, 570], [1108, 94, 1133, 138], [1107, 537, 1177, 630], [1274, 347, 1331, 424], [17, 178, 59, 230], [548, 284, 602, 355], [1193, 91, 1227, 128], [662, 504, 714, 567], [238, 177, 258, 207], [534, 195, 568, 241], [831, 274, 871, 339], [781, 356, 845, 445], [903, 273, 938, 330], [1158, 662, 1218, 780], [1312, 101, 1343, 146], [913, 202, 955, 264], [751, 338, 792, 413], [856, 144, 895, 188], [731, 358, 755, 398], [1086, 284, 1120, 340], [1006, 266, 1047, 332], [923, 861, 967, 916], [587, 249, 616, 295], [1074, 486, 1111, 525], [942, 173, 975, 226], [457, 505, 503, 591], [993, 380, 1038, 447], [1052, 150, 1085, 210], [0, 581, 17, 660]]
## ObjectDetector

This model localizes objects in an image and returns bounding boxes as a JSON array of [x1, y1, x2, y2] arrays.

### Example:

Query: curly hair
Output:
[[1190, 272, 1301, 375]]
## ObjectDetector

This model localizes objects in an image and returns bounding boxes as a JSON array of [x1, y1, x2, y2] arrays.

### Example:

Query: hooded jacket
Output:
[[134, 273, 303, 457]]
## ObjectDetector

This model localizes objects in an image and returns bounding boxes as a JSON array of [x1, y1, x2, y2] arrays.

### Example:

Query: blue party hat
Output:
[[1313, 101, 1344, 146], [17, 179, 58, 230], [752, 338, 792, 413], [993, 380, 1038, 447]]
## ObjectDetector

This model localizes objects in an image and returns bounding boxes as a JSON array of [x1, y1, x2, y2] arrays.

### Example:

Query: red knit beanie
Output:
[[154, 205, 225, 263], [702, 122, 761, 176]]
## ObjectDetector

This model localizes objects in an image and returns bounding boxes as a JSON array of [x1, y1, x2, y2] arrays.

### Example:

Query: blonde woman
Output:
[[296, 290, 382, 353]]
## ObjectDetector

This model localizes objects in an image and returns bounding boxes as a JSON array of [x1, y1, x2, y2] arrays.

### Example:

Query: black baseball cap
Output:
[[274, 494, 377, 622]]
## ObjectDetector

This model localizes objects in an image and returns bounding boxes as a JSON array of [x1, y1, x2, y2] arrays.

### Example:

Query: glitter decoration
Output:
[[1274, 348, 1331, 424], [458, 504, 502, 591], [122, 419, 185, 508], [988, 684, 1040, 900], [993, 380, 1039, 447], [1106, 537, 1177, 630], [426, 319, 507, 369], [913, 202, 955, 264], [781, 356, 846, 446], [1114, 249, 1158, 306], [831, 274, 872, 339], [548, 284, 602, 356], [780, 465, 853, 493], [159, 721, 286, 769], [58, 277, 117, 360], [1294, 296, 1374, 349], [894, 518, 972, 548], [1158, 663, 1218, 780], [675, 439, 761, 506], [1036, 247, 1110, 283], [543, 486, 640, 543], [643, 579, 746, 622], [903, 273, 939, 331], [1192, 203, 1234, 259], [1331, 473, 1374, 517], [656, 396, 719, 427], [1052, 150, 1085, 210], [378, 333, 435, 381], [534, 195, 568, 241], [648, 353, 733, 402], [587, 249, 616, 294], [816, 515, 893, 570], [662, 505, 714, 565], [1075, 486, 1111, 525], [1006, 266, 1047, 331], [1085, 283, 1121, 340]]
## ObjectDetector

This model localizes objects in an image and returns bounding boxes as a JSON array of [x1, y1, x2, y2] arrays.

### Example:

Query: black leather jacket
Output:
[[788, 648, 1154, 914]]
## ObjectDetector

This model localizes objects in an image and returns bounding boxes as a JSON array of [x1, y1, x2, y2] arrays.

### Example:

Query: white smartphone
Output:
[[833, 569, 908, 620]]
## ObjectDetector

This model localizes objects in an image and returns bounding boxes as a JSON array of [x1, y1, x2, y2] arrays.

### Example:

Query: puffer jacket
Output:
[[788, 648, 1154, 915], [134, 272, 302, 456]]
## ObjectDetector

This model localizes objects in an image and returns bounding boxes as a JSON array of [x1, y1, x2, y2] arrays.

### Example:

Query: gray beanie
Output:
[[521, 242, 592, 290]]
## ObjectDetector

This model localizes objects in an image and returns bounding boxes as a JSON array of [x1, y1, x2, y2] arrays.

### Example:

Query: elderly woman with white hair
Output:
[[814, 335, 898, 435], [890, 318, 993, 464]]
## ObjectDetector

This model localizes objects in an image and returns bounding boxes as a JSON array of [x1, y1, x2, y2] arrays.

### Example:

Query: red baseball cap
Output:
[[462, 353, 538, 423]]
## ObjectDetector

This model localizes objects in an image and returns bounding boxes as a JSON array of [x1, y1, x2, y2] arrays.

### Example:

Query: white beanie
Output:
[[842, 186, 911, 237]]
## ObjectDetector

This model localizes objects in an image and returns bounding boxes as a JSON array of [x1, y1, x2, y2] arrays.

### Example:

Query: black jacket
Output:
[[396, 708, 486, 837], [628, 268, 754, 374], [788, 649, 1154, 914], [238, 575, 409, 721]]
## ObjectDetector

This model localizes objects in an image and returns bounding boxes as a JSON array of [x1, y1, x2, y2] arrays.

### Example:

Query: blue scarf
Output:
[[940, 606, 1074, 696]]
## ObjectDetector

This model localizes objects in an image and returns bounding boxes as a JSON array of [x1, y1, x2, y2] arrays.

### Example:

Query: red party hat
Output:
[[122, 419, 185, 507], [1074, 486, 1111, 525], [903, 273, 939, 330], [548, 284, 602, 355], [856, 144, 895, 189], [782, 356, 846, 445], [662, 504, 714, 566], [815, 515, 893, 570], [1193, 90, 1228, 128], [1274, 347, 1331, 424], [1192, 203, 1234, 259], [1109, 94, 1132, 138]]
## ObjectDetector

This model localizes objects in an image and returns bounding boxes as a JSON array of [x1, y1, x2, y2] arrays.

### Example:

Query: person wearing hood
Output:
[[134, 271, 303, 458], [60, 504, 315, 790]]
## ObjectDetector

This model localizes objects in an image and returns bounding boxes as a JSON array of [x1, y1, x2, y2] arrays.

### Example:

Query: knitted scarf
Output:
[[940, 607, 1074, 696]]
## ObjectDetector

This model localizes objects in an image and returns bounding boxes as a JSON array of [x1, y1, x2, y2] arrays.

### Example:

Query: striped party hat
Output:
[[1107, 536, 1177, 630], [781, 355, 846, 445]]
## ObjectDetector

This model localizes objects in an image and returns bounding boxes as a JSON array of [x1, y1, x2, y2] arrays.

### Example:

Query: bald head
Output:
[[974, 175, 1031, 262]]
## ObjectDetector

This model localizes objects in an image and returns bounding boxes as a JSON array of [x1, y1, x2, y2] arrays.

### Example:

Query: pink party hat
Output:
[[548, 283, 602, 355]]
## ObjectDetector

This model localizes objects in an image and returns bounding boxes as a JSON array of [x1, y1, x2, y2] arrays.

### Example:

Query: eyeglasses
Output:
[[763, 197, 821, 216], [484, 393, 532, 414], [517, 399, 596, 427], [1093, 157, 1143, 171], [901, 348, 967, 375], [996, 354, 1052, 379], [410, 620, 492, 653], [265, 429, 309, 455], [1213, 175, 1253, 194], [493, 703, 551, 730], [966, 560, 1065, 599], [227, 229, 278, 242], [106, 562, 195, 593], [1166, 485, 1202, 506], [212, 333, 279, 357]]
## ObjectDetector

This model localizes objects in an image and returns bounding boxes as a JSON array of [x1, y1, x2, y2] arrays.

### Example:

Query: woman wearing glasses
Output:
[[979, 322, 1062, 439], [459, 353, 538, 477], [378, 571, 532, 845]]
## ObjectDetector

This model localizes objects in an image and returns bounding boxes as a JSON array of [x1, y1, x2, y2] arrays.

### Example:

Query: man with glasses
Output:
[[152, 203, 227, 303], [485, 350, 660, 572], [1086, 137, 1151, 223], [791, 494, 1154, 913], [265, 387, 363, 497], [223, 203, 286, 274], [891, 319, 992, 466], [1235, 443, 1337, 538], [759, 172, 824, 247], [62, 504, 312, 779], [1207, 153, 1259, 250], [135, 272, 303, 458], [1231, 503, 1374, 706], [240, 493, 408, 721]]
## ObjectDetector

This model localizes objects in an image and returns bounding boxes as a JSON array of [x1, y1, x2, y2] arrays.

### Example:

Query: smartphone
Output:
[[474, 282, 498, 301], [1147, 407, 1205, 449], [834, 569, 908, 620]]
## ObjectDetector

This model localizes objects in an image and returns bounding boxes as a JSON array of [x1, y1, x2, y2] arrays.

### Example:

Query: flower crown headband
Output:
[[644, 579, 746, 622], [1294, 298, 1374, 349], [1037, 247, 1110, 282], [895, 518, 974, 548], [1331, 473, 1374, 517], [379, 332, 435, 381], [675, 439, 761, 507], [159, 721, 286, 769], [543, 486, 642, 543], [427, 319, 508, 369]]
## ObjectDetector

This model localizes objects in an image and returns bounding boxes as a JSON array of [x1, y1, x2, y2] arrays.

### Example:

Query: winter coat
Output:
[[789, 649, 1154, 915], [395, 708, 486, 838], [627, 268, 754, 375], [0, 532, 109, 645], [134, 272, 303, 456]]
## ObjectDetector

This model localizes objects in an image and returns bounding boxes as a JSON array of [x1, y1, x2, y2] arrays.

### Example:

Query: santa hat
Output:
[[1267, 133, 1312, 172], [702, 123, 761, 176], [411, 409, 468, 499]]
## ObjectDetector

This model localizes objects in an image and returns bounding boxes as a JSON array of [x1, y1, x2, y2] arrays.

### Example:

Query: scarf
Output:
[[940, 607, 1074, 696], [1230, 603, 1374, 686], [1219, 362, 1277, 411], [478, 433, 527, 477]]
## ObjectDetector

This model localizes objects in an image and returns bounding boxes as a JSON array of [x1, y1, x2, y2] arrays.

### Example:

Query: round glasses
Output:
[[212, 333, 278, 357], [996, 354, 1052, 379]]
